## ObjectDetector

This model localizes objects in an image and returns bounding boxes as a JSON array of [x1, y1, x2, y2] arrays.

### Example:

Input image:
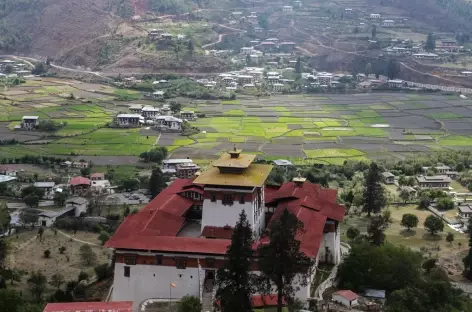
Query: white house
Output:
[[65, 197, 89, 217], [162, 159, 194, 170], [282, 5, 293, 13], [332, 290, 359, 308], [21, 116, 39, 130], [413, 53, 440, 60], [141, 106, 160, 118], [155, 116, 183, 131], [382, 20, 395, 27], [370, 13, 381, 19], [115, 114, 144, 128]]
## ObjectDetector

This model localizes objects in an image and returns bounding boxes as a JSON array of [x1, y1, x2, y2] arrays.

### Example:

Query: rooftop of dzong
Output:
[[105, 176, 345, 258], [43, 301, 133, 312]]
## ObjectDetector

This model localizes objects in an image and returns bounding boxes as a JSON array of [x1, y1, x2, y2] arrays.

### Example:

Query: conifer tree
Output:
[[363, 162, 385, 216]]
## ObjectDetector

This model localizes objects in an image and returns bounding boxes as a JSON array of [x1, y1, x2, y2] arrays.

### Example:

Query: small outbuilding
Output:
[[332, 290, 359, 307]]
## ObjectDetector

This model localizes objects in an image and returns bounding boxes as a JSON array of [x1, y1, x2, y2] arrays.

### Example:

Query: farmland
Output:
[[2, 78, 472, 165]]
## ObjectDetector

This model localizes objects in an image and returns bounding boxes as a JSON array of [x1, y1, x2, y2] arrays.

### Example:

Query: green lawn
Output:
[[303, 148, 365, 158], [439, 135, 472, 146]]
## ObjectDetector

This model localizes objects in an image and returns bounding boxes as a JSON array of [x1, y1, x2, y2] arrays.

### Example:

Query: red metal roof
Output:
[[69, 177, 91, 186], [333, 290, 358, 301], [201, 226, 233, 239], [43, 301, 133, 312], [251, 295, 285, 307], [90, 172, 105, 179]]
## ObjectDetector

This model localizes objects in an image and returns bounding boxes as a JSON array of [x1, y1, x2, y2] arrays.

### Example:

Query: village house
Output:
[[458, 204, 472, 220], [259, 41, 277, 52], [437, 40, 459, 52], [72, 161, 89, 169], [163, 158, 194, 170], [105, 149, 345, 310], [33, 182, 56, 198], [272, 159, 294, 167], [279, 42, 297, 53], [370, 13, 381, 19], [161, 33, 173, 40], [90, 172, 105, 181], [237, 75, 254, 85], [241, 47, 255, 55], [422, 164, 451, 174], [382, 19, 395, 27], [180, 111, 195, 120], [293, 0, 302, 8], [381, 172, 395, 184], [253, 26, 264, 33], [176, 163, 201, 179], [413, 53, 440, 60], [69, 176, 91, 195], [43, 301, 133, 312], [461, 71, 472, 77], [148, 29, 163, 40], [416, 175, 452, 189], [141, 106, 160, 118], [317, 73, 333, 85], [129, 104, 143, 114], [153, 90, 165, 100], [332, 290, 359, 308], [0, 165, 17, 176], [282, 5, 293, 13], [115, 114, 144, 128], [65, 197, 89, 217], [155, 116, 183, 131], [388, 79, 407, 88], [344, 8, 353, 14], [21, 116, 39, 130]]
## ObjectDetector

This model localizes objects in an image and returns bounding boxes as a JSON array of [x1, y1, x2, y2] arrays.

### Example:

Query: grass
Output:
[[427, 112, 462, 119], [224, 109, 245, 116], [303, 148, 365, 158], [114, 89, 142, 101], [439, 135, 472, 146], [221, 99, 240, 105]]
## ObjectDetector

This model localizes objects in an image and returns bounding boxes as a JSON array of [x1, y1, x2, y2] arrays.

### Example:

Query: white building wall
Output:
[[112, 263, 203, 310], [317, 225, 341, 265], [201, 199, 255, 231], [332, 295, 351, 307]]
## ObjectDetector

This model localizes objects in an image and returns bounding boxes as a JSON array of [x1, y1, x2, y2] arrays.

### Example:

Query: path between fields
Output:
[[57, 230, 102, 247]]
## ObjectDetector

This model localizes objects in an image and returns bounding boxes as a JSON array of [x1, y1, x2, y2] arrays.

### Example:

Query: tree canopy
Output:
[[139, 146, 168, 163]]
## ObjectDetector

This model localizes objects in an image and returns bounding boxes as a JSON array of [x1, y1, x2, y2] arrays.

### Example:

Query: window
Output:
[[156, 255, 163, 265], [175, 258, 188, 269], [239, 195, 245, 204], [211, 193, 217, 202], [222, 194, 234, 205], [124, 266, 130, 277], [124, 255, 136, 265]]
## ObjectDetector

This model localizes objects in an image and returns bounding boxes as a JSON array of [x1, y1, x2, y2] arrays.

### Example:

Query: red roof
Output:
[[201, 226, 233, 239], [69, 177, 91, 186], [90, 172, 105, 179], [333, 290, 358, 301], [251, 295, 285, 307], [43, 301, 133, 312]]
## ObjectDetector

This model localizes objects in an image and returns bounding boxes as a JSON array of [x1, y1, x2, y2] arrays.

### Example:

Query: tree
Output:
[[38, 227, 44, 242], [32, 62, 47, 75], [0, 201, 10, 233], [4, 64, 13, 74], [346, 226, 360, 241], [24, 194, 40, 208], [170, 101, 182, 113], [20, 209, 39, 226], [371, 25, 377, 39], [399, 190, 411, 205], [178, 295, 202, 312], [187, 39, 195, 57], [21, 185, 45, 199], [79, 244, 97, 266], [94, 263, 111, 281], [53, 191, 69, 207], [424, 215, 444, 235], [364, 62, 372, 76], [386, 59, 400, 79], [98, 231, 110, 245], [363, 162, 385, 216], [27, 270, 47, 301], [398, 175, 407, 186], [149, 168, 168, 199], [338, 243, 422, 293], [466, 217, 472, 280], [425, 32, 436, 51], [216, 211, 254, 312], [418, 197, 431, 209], [59, 246, 66, 254], [446, 232, 454, 245], [294, 56, 302, 74], [80, 167, 91, 177], [49, 273, 64, 289], [436, 197, 454, 210], [44, 250, 51, 258], [401, 213, 419, 231], [367, 215, 388, 245], [258, 209, 314, 312], [139, 147, 168, 163], [78, 271, 89, 282], [122, 178, 140, 191], [0, 289, 32, 312]]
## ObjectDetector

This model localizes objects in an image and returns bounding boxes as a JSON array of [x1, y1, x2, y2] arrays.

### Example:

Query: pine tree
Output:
[[363, 162, 385, 216], [294, 56, 302, 73], [371, 25, 377, 39], [148, 168, 167, 199], [425, 33, 436, 52], [467, 217, 472, 280], [258, 209, 314, 312], [187, 39, 195, 57], [215, 211, 254, 312]]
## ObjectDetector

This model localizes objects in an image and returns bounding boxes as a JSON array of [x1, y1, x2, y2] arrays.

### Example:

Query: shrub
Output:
[[44, 250, 51, 258], [77, 271, 88, 282], [94, 263, 112, 281], [59, 246, 66, 254]]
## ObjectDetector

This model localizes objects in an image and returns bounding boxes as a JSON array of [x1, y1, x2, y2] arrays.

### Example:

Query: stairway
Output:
[[201, 280, 214, 312]]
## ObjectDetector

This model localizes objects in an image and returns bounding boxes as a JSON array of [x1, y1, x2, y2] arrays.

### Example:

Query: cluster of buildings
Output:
[[0, 59, 32, 79], [101, 148, 345, 310], [115, 104, 191, 132], [382, 164, 458, 190], [162, 158, 201, 179], [147, 28, 187, 42]]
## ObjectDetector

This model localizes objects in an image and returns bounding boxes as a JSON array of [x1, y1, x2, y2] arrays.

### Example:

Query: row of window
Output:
[[211, 193, 246, 204], [123, 255, 216, 269]]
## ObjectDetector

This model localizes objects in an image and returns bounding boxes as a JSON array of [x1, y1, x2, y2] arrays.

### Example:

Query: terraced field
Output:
[[2, 78, 472, 165]]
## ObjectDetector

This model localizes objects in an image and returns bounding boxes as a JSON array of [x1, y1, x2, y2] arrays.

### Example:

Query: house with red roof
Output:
[[69, 176, 91, 195], [105, 149, 345, 310], [43, 301, 133, 312], [332, 290, 359, 307]]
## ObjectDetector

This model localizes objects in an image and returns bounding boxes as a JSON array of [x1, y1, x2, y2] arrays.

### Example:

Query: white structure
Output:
[[115, 114, 144, 127], [129, 104, 143, 114], [382, 19, 395, 27], [370, 13, 381, 19], [155, 116, 182, 131], [413, 53, 440, 60], [141, 106, 160, 118], [283, 5, 293, 13], [162, 159, 194, 170], [66, 197, 89, 217], [332, 290, 359, 308], [106, 149, 345, 310], [21, 116, 39, 130]]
